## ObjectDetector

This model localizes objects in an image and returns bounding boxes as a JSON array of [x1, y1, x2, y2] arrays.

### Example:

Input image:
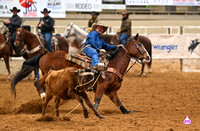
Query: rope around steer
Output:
[[63, 72, 101, 117], [30, 72, 101, 120]]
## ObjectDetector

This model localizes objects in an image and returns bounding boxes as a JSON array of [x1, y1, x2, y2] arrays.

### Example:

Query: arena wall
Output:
[[0, 14, 200, 75]]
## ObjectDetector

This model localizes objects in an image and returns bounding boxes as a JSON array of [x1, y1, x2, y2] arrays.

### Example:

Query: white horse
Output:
[[64, 22, 88, 54]]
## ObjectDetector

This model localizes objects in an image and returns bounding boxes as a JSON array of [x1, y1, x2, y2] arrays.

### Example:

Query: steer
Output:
[[43, 67, 104, 119]]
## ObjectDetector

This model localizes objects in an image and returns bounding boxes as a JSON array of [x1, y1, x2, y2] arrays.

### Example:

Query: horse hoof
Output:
[[128, 110, 134, 113], [99, 115, 104, 119], [84, 114, 89, 118], [125, 110, 134, 114]]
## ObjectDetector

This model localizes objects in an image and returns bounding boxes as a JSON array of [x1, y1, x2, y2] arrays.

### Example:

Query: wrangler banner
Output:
[[146, 35, 200, 58]]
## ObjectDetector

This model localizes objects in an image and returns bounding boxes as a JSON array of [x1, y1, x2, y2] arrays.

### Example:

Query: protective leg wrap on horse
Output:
[[119, 106, 134, 114], [11, 54, 43, 97]]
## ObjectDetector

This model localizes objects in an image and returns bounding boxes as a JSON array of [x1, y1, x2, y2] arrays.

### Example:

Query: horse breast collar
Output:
[[0, 33, 9, 50], [106, 67, 123, 81], [25, 34, 45, 54]]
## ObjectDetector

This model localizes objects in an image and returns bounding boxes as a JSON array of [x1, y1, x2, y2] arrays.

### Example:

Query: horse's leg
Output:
[[93, 83, 106, 109], [42, 93, 53, 116], [80, 92, 104, 119], [68, 89, 88, 118], [3, 55, 11, 80], [139, 63, 145, 76], [107, 90, 133, 114], [34, 74, 47, 97], [54, 97, 61, 117]]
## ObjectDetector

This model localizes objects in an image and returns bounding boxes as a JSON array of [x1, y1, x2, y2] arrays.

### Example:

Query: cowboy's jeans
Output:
[[120, 34, 129, 45], [41, 32, 52, 52], [83, 47, 99, 67]]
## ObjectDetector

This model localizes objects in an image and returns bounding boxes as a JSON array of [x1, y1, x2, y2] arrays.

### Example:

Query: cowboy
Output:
[[83, 21, 118, 69], [38, 8, 54, 52], [117, 11, 132, 45], [88, 12, 100, 27], [2, 7, 22, 56]]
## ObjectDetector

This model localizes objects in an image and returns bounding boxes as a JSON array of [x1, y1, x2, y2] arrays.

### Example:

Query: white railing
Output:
[[1, 25, 200, 35], [183, 26, 200, 34], [29, 25, 182, 35]]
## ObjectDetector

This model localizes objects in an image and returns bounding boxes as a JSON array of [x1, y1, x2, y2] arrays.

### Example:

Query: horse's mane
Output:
[[73, 24, 88, 36], [106, 46, 123, 61]]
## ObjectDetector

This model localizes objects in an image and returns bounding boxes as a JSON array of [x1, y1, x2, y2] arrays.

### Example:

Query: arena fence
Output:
[[28, 25, 197, 35], [0, 25, 200, 75]]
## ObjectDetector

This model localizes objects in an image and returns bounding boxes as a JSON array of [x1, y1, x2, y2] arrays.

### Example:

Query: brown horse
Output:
[[32, 33, 150, 114], [102, 34, 152, 76], [14, 28, 69, 58], [0, 32, 12, 79], [11, 28, 69, 97]]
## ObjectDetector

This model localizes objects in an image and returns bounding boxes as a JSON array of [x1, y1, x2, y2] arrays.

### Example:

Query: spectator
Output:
[[88, 12, 100, 27], [3, 7, 22, 56], [118, 11, 131, 45], [38, 8, 54, 52]]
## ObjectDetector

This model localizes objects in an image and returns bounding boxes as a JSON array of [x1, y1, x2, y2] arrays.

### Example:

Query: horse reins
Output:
[[114, 39, 146, 81]]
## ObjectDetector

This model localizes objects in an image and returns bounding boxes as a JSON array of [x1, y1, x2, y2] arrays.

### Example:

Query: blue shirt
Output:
[[84, 31, 117, 52]]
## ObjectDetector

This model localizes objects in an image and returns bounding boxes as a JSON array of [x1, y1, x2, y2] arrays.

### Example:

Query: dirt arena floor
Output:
[[0, 68, 200, 131]]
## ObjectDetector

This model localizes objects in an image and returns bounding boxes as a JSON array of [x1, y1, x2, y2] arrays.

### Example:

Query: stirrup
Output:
[[93, 63, 107, 71]]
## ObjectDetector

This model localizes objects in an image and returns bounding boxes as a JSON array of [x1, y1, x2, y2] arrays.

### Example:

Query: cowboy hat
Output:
[[92, 21, 108, 33], [121, 11, 131, 15], [10, 7, 20, 12], [41, 8, 51, 13], [91, 11, 99, 16]]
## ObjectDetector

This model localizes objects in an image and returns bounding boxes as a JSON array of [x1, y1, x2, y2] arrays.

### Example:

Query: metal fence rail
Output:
[[0, 25, 199, 35], [28, 25, 196, 35]]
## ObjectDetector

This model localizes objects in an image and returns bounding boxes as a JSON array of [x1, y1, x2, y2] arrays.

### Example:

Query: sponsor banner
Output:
[[65, 0, 102, 12], [126, 0, 200, 6], [0, 0, 65, 18], [102, 0, 126, 9], [146, 35, 200, 58], [102, 4, 126, 9]]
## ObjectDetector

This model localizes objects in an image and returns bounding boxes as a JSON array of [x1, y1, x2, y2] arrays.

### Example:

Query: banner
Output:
[[0, 0, 66, 18], [146, 35, 200, 58], [65, 0, 102, 12], [102, 0, 126, 10], [126, 0, 200, 6]]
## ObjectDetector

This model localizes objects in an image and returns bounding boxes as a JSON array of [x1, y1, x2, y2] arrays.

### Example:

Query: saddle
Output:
[[65, 51, 108, 71], [38, 34, 59, 51]]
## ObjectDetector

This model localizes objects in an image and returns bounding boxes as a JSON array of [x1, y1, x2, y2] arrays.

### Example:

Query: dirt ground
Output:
[[0, 69, 200, 131]]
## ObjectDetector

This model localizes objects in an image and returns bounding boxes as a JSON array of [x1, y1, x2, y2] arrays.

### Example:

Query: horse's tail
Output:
[[147, 42, 152, 69], [11, 65, 36, 98], [11, 54, 43, 98]]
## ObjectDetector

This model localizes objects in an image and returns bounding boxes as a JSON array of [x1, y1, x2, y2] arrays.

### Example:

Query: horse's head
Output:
[[126, 33, 151, 63], [14, 28, 24, 47], [64, 22, 75, 38]]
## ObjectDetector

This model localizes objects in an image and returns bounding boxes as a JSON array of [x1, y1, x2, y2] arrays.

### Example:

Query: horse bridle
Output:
[[128, 38, 149, 62], [117, 39, 149, 80], [16, 29, 46, 54], [16, 28, 26, 48]]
